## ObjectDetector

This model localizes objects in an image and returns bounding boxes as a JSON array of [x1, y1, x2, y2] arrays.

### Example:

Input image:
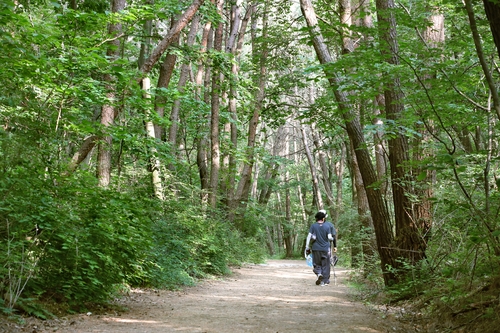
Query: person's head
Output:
[[319, 209, 328, 219], [315, 211, 326, 221]]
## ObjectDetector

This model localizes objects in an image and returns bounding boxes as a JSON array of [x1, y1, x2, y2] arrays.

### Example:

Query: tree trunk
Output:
[[300, 0, 396, 285], [230, 0, 269, 221], [300, 124, 324, 209], [350, 140, 376, 267], [465, 0, 500, 121], [333, 143, 345, 223], [195, 20, 213, 203], [97, 0, 126, 187], [142, 77, 164, 200], [412, 9, 443, 244], [154, 18, 180, 141], [283, 125, 294, 258], [482, 0, 500, 61], [168, 16, 200, 170], [139, 0, 205, 76], [67, 135, 97, 173], [312, 128, 335, 210], [227, 4, 254, 208], [208, 0, 224, 209], [376, 0, 426, 266]]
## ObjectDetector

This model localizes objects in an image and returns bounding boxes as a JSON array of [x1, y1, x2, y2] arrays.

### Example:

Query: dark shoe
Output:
[[316, 274, 323, 285]]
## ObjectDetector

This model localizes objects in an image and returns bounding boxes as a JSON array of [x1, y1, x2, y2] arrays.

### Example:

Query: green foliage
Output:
[[0, 160, 156, 310], [142, 203, 266, 289]]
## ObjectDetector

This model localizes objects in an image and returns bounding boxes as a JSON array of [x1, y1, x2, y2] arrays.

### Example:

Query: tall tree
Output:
[[167, 15, 200, 170], [195, 20, 213, 204], [154, 18, 180, 141], [465, 0, 500, 122], [208, 0, 225, 209], [97, 0, 126, 187], [226, 3, 254, 209], [375, 0, 426, 265], [230, 0, 270, 221], [299, 0, 397, 284]]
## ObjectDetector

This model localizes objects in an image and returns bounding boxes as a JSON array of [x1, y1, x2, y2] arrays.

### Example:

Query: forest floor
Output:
[[1, 259, 420, 333]]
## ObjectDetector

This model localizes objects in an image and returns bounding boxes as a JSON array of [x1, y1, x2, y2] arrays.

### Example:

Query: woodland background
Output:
[[1, 0, 500, 330]]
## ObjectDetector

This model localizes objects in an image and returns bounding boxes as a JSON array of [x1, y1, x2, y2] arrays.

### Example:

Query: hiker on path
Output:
[[305, 210, 334, 286]]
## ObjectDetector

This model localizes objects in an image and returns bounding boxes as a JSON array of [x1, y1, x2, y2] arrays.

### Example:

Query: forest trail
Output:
[[3, 260, 410, 333]]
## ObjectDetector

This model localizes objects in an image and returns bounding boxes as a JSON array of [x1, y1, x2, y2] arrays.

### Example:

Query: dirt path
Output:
[[3, 260, 408, 333]]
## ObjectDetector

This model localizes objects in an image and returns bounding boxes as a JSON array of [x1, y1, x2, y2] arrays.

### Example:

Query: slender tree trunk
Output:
[[312, 128, 335, 210], [226, 5, 239, 205], [353, 0, 389, 196], [465, 0, 500, 121], [195, 20, 213, 203], [142, 78, 164, 200], [154, 18, 180, 141], [412, 9, 443, 244], [139, 0, 205, 76], [138, 9, 153, 70], [373, 96, 389, 195], [333, 143, 345, 223], [283, 126, 294, 258], [350, 140, 376, 267], [300, 124, 324, 209], [265, 226, 275, 256], [227, 4, 254, 207], [97, 0, 126, 187], [208, 0, 224, 209], [168, 16, 200, 170]]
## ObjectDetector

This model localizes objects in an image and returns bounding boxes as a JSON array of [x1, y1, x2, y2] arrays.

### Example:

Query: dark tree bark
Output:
[[376, 0, 426, 267], [483, 0, 500, 61]]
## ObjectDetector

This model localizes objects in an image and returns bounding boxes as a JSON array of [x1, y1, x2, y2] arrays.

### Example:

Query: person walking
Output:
[[305, 210, 334, 286]]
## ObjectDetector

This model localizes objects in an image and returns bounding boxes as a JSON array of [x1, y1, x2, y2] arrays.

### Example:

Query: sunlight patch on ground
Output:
[[354, 327, 385, 332], [103, 318, 207, 331], [103, 318, 160, 324]]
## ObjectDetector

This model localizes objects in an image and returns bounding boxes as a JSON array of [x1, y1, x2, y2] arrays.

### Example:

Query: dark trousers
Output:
[[312, 250, 330, 283]]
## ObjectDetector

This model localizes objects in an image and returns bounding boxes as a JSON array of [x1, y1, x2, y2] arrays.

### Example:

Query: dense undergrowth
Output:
[[0, 165, 267, 320], [348, 249, 500, 332]]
